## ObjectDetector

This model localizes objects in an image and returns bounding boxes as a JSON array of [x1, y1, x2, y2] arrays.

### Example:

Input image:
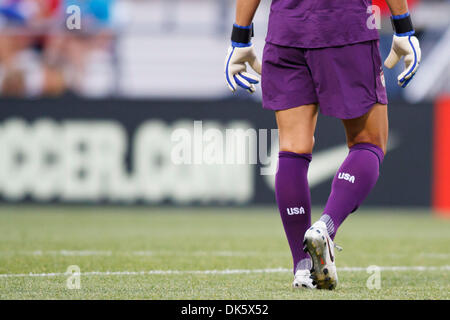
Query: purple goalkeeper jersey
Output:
[[265, 0, 379, 48]]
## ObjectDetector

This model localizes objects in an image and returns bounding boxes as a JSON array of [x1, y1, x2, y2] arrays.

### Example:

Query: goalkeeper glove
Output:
[[224, 23, 262, 93], [384, 12, 421, 88]]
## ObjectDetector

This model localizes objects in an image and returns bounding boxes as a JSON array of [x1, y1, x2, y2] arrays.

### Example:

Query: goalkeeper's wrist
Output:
[[391, 12, 415, 37], [231, 23, 254, 47]]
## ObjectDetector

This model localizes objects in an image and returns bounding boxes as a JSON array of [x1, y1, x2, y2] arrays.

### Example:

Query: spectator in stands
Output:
[[0, 0, 118, 97], [0, 0, 65, 96]]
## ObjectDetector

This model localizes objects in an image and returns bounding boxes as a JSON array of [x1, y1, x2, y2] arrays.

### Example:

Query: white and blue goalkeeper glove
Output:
[[224, 23, 262, 93], [384, 12, 421, 88]]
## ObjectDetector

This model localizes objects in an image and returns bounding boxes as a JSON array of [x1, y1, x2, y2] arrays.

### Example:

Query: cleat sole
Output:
[[303, 227, 338, 290]]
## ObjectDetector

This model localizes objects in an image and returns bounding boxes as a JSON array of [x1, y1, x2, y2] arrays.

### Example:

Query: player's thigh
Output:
[[342, 103, 388, 154], [276, 104, 319, 154]]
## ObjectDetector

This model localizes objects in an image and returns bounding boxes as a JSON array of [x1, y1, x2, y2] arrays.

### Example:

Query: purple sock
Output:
[[275, 151, 312, 274], [320, 143, 385, 239]]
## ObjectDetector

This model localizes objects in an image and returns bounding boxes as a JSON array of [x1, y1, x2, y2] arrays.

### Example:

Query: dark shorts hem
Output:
[[320, 98, 388, 120], [262, 99, 318, 112], [262, 98, 388, 120]]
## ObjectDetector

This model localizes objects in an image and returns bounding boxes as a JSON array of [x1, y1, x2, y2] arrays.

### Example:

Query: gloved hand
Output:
[[384, 13, 421, 88], [224, 24, 262, 93], [384, 35, 421, 88]]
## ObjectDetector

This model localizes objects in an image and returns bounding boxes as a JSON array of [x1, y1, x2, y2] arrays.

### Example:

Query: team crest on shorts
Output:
[[380, 68, 386, 87]]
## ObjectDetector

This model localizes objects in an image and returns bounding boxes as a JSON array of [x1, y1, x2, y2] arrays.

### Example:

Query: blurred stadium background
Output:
[[0, 0, 449, 299]]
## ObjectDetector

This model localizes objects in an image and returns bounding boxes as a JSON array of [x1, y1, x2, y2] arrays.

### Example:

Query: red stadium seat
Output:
[[372, 0, 420, 16]]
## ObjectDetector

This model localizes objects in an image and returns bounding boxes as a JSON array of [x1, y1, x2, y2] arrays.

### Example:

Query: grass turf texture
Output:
[[0, 206, 449, 300]]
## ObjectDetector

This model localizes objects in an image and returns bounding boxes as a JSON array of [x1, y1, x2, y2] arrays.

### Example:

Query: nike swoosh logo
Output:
[[326, 237, 334, 263], [307, 144, 349, 188], [263, 132, 399, 189]]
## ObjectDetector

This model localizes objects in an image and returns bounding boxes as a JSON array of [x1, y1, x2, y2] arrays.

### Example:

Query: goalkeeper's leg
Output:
[[275, 104, 318, 282], [319, 103, 388, 239], [305, 103, 388, 290]]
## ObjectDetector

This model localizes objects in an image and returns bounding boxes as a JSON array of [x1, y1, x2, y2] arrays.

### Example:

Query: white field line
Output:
[[5, 250, 449, 258], [0, 250, 284, 257], [419, 253, 450, 259], [0, 266, 449, 279], [30, 250, 113, 256]]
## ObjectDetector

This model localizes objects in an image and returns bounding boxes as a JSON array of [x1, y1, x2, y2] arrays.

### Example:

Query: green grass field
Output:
[[0, 206, 449, 300]]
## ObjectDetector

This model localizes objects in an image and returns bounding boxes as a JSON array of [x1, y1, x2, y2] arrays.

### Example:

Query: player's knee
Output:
[[279, 137, 315, 154], [348, 134, 387, 155]]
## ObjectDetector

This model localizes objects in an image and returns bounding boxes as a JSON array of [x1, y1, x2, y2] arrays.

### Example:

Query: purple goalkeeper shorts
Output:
[[261, 40, 388, 119]]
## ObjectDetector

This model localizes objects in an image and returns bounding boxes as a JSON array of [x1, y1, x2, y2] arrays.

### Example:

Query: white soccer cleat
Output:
[[303, 221, 339, 290], [292, 269, 317, 289]]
